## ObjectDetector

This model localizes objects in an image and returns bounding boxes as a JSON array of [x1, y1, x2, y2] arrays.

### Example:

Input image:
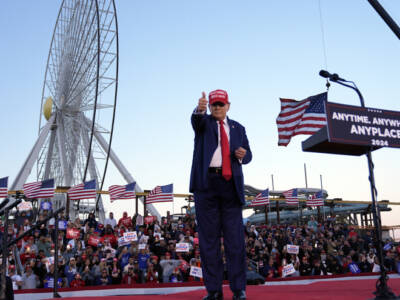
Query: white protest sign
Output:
[[175, 243, 190, 252], [154, 232, 162, 239], [136, 215, 144, 226], [139, 235, 149, 244], [48, 256, 54, 265], [282, 263, 296, 277], [118, 236, 130, 247], [123, 231, 138, 242], [18, 201, 33, 212], [287, 244, 299, 255], [138, 244, 146, 250], [189, 266, 203, 278]]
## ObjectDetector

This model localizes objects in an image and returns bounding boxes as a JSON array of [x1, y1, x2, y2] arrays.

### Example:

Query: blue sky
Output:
[[0, 1, 399, 224]]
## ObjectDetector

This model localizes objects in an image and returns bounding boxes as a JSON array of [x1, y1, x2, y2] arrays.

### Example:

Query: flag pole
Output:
[[320, 174, 325, 221], [271, 175, 275, 226], [304, 163, 308, 189]]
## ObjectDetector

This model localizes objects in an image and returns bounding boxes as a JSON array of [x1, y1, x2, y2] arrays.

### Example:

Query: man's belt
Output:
[[208, 167, 222, 174]]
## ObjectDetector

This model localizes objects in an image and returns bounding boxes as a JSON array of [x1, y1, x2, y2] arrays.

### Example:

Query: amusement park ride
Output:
[[9, 0, 160, 222]]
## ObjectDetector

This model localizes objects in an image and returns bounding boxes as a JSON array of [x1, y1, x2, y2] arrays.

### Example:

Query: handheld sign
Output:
[[139, 235, 149, 244], [58, 220, 68, 230], [287, 244, 299, 255], [40, 201, 52, 210], [66, 228, 80, 239], [136, 215, 144, 226], [154, 232, 162, 240], [18, 200, 33, 212], [118, 236, 130, 247], [123, 231, 138, 242], [138, 244, 146, 250], [189, 266, 203, 278], [282, 263, 296, 277], [145, 216, 157, 224], [176, 243, 190, 252], [88, 235, 103, 247]]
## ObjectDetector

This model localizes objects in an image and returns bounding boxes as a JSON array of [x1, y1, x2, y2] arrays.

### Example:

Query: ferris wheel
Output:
[[11, 0, 161, 221]]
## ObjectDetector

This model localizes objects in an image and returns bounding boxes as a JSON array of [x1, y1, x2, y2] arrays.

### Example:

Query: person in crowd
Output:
[[64, 257, 78, 286], [70, 273, 85, 288], [105, 212, 117, 229], [96, 269, 112, 286], [8, 265, 22, 290], [121, 266, 139, 285], [84, 212, 98, 229], [145, 262, 159, 283], [118, 212, 133, 229], [80, 260, 95, 286], [21, 265, 38, 289], [110, 258, 121, 284], [160, 252, 181, 283]]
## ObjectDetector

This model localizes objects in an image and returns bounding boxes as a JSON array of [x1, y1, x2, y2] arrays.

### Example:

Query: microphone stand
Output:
[[329, 78, 398, 300], [1, 209, 10, 300]]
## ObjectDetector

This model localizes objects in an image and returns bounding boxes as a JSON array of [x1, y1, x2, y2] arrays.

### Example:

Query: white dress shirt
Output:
[[209, 117, 230, 167]]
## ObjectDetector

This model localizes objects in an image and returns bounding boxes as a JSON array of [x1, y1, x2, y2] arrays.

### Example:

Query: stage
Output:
[[14, 274, 400, 300]]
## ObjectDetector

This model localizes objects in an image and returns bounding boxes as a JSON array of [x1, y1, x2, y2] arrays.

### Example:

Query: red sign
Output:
[[144, 216, 157, 224], [66, 228, 80, 239], [88, 235, 103, 247]]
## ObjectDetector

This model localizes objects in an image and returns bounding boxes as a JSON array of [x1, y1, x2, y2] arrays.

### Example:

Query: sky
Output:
[[0, 1, 399, 225]]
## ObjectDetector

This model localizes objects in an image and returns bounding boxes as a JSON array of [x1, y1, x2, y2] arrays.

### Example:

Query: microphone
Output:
[[319, 70, 347, 82]]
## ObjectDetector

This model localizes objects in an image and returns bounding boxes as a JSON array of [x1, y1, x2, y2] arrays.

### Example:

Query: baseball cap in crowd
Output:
[[209, 89, 229, 105]]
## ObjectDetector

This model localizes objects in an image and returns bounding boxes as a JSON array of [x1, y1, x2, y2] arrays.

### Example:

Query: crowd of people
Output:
[[3, 208, 400, 290]]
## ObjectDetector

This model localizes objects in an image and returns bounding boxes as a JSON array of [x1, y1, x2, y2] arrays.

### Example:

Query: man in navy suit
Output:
[[190, 90, 252, 300]]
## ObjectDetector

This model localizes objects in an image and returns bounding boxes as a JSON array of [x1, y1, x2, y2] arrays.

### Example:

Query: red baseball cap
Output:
[[209, 90, 229, 105]]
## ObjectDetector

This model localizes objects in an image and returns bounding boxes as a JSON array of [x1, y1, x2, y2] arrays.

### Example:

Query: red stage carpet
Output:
[[46, 276, 400, 300]]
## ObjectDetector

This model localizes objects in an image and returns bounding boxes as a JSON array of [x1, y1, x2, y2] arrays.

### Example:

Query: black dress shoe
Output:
[[202, 291, 223, 300], [232, 290, 246, 300]]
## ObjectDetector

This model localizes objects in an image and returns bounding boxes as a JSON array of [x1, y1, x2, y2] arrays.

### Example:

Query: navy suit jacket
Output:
[[189, 111, 252, 205]]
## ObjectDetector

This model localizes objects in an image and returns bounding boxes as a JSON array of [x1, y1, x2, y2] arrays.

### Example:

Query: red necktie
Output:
[[219, 120, 232, 181]]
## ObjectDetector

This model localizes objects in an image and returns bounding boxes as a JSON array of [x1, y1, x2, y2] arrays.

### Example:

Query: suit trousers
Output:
[[194, 172, 246, 292]]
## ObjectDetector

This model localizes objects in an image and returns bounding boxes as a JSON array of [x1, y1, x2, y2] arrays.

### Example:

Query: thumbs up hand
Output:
[[197, 92, 208, 113]]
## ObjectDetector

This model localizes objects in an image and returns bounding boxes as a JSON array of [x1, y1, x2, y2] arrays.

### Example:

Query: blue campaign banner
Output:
[[383, 243, 392, 251], [325, 102, 400, 148], [349, 262, 361, 274], [40, 201, 53, 210], [58, 220, 68, 230]]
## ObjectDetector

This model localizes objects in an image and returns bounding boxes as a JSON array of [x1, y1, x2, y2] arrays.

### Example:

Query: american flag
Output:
[[250, 189, 269, 207], [146, 184, 173, 204], [23, 179, 55, 199], [109, 182, 136, 202], [276, 92, 327, 146], [0, 177, 8, 198], [68, 179, 96, 200], [307, 190, 324, 207], [283, 189, 298, 206]]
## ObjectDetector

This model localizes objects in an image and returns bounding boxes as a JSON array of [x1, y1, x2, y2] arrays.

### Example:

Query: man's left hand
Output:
[[235, 147, 247, 160]]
